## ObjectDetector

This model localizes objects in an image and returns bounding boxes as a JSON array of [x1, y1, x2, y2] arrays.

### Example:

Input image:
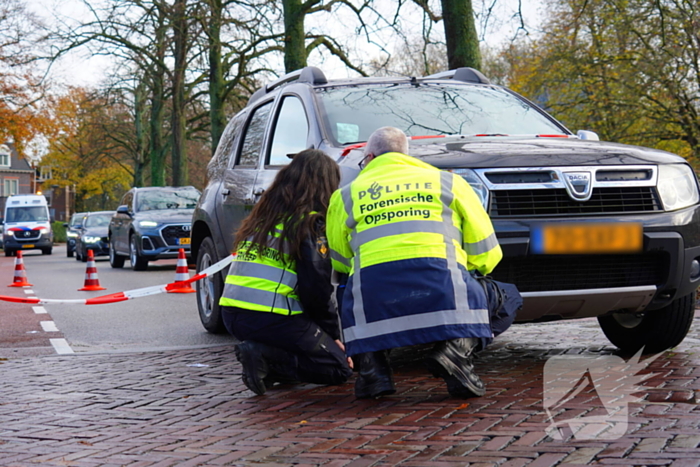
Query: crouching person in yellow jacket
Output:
[[327, 127, 522, 399], [220, 149, 353, 396]]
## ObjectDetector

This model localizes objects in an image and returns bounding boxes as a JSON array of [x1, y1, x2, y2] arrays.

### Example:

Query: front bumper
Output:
[[3, 235, 53, 251], [490, 205, 700, 322], [137, 224, 191, 261]]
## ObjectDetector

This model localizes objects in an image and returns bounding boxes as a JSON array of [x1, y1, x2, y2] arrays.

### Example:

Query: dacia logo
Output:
[[562, 171, 593, 202], [366, 182, 383, 200]]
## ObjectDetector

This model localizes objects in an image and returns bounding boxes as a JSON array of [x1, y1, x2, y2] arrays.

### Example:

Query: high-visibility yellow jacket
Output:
[[219, 224, 304, 315], [327, 152, 503, 355]]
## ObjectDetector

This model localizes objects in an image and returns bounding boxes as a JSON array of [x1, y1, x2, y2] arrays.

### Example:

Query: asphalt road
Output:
[[0, 244, 235, 355]]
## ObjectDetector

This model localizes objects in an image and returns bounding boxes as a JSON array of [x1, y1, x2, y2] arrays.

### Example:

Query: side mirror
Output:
[[63, 223, 69, 228], [116, 205, 131, 215], [577, 130, 600, 141]]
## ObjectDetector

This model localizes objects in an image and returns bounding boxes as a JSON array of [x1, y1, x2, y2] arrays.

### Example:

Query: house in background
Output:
[[0, 142, 36, 218]]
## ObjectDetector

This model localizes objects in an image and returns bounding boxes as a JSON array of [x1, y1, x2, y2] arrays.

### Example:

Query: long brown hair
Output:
[[233, 149, 340, 264]]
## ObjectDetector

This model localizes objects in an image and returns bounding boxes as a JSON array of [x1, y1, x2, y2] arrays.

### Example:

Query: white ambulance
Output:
[[2, 194, 53, 256]]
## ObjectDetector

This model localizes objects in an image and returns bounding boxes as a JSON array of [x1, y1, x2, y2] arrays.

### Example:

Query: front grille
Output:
[[161, 224, 190, 246], [490, 187, 661, 217], [490, 253, 668, 293], [15, 230, 41, 240]]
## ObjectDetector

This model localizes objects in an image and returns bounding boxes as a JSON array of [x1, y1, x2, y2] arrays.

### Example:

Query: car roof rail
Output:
[[424, 67, 490, 84], [249, 66, 328, 105]]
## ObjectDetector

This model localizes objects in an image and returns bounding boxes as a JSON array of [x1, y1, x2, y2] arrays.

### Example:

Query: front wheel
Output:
[[67, 247, 74, 258], [130, 235, 148, 271], [196, 236, 226, 334], [42, 248, 52, 255], [598, 291, 696, 354], [109, 237, 125, 268]]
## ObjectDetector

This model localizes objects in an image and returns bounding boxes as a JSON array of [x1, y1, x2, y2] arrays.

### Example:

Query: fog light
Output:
[[691, 259, 700, 280]]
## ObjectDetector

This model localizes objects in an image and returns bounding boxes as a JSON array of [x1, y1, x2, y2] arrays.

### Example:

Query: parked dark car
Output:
[[191, 66, 700, 354], [64, 212, 87, 258], [74, 211, 113, 262], [109, 186, 200, 271]]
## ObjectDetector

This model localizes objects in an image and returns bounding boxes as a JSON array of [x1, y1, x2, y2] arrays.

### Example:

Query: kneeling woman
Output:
[[220, 149, 352, 395]]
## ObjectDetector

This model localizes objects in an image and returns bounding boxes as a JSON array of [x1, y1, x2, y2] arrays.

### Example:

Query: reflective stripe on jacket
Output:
[[327, 152, 503, 355], [219, 224, 303, 315]]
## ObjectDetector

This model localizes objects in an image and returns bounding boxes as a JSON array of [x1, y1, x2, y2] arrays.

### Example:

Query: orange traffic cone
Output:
[[8, 251, 32, 287], [168, 248, 195, 294], [78, 250, 106, 291]]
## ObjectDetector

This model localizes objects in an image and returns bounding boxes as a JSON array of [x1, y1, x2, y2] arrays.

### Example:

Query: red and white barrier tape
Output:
[[0, 254, 234, 305]]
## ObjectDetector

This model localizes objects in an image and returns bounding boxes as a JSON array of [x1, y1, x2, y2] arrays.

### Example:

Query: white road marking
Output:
[[40, 321, 59, 332], [24, 289, 34, 294], [50, 338, 74, 354], [32, 306, 47, 314]]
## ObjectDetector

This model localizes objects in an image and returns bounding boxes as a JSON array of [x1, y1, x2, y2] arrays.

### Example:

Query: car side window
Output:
[[210, 113, 245, 177], [237, 101, 272, 167], [268, 96, 309, 166]]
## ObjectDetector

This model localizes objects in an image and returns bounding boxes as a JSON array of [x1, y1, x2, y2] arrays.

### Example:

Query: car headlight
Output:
[[39, 228, 49, 235], [449, 169, 489, 209], [66, 231, 79, 238], [83, 236, 101, 243], [5, 230, 14, 237], [138, 220, 159, 227], [657, 164, 700, 211]]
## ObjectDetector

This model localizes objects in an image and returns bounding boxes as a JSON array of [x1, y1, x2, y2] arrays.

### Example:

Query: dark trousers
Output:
[[222, 307, 352, 386]]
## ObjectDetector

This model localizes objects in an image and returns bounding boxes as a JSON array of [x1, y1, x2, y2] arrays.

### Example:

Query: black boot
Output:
[[424, 338, 485, 398], [235, 341, 299, 395], [235, 341, 268, 396], [354, 351, 396, 399]]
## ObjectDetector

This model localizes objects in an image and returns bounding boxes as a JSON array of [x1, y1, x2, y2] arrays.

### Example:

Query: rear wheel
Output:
[[196, 236, 226, 333], [109, 237, 125, 268], [598, 291, 696, 353], [130, 235, 148, 271]]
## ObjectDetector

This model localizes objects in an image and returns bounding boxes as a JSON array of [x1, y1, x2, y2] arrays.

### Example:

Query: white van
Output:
[[2, 194, 53, 256]]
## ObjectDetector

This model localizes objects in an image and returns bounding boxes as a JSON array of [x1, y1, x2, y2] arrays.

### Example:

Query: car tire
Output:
[[81, 249, 88, 262], [598, 291, 696, 354], [109, 237, 125, 268], [130, 235, 148, 271], [67, 247, 74, 258], [4, 249, 14, 257], [42, 248, 52, 255], [196, 236, 226, 334]]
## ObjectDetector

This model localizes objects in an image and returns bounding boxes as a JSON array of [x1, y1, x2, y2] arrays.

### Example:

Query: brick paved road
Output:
[[1, 312, 699, 466]]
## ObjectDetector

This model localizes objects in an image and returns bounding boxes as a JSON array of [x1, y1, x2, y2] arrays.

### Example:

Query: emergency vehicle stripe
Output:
[[440, 171, 470, 315], [330, 249, 350, 267], [343, 308, 490, 341], [226, 261, 297, 289], [221, 284, 303, 313], [464, 232, 499, 256], [349, 220, 461, 250]]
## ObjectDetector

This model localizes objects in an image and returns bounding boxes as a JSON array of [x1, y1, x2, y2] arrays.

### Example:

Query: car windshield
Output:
[[136, 190, 200, 212], [84, 213, 112, 228], [6, 206, 48, 223], [316, 83, 565, 145], [70, 214, 85, 227]]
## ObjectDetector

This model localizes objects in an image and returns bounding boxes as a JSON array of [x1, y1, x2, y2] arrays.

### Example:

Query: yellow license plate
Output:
[[531, 222, 642, 254], [22, 244, 35, 249], [179, 237, 191, 245]]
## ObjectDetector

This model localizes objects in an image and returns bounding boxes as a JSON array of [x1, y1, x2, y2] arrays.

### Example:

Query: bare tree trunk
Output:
[[133, 79, 147, 187], [171, 0, 188, 186], [207, 0, 226, 154], [440, 0, 480, 69], [282, 0, 307, 72]]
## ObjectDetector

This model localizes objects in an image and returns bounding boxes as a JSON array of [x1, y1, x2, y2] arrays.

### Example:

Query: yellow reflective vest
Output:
[[219, 224, 303, 315], [327, 152, 502, 355]]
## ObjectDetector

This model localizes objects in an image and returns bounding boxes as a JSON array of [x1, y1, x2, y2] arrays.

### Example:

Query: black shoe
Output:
[[235, 341, 268, 396], [354, 351, 396, 399], [424, 338, 485, 398]]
